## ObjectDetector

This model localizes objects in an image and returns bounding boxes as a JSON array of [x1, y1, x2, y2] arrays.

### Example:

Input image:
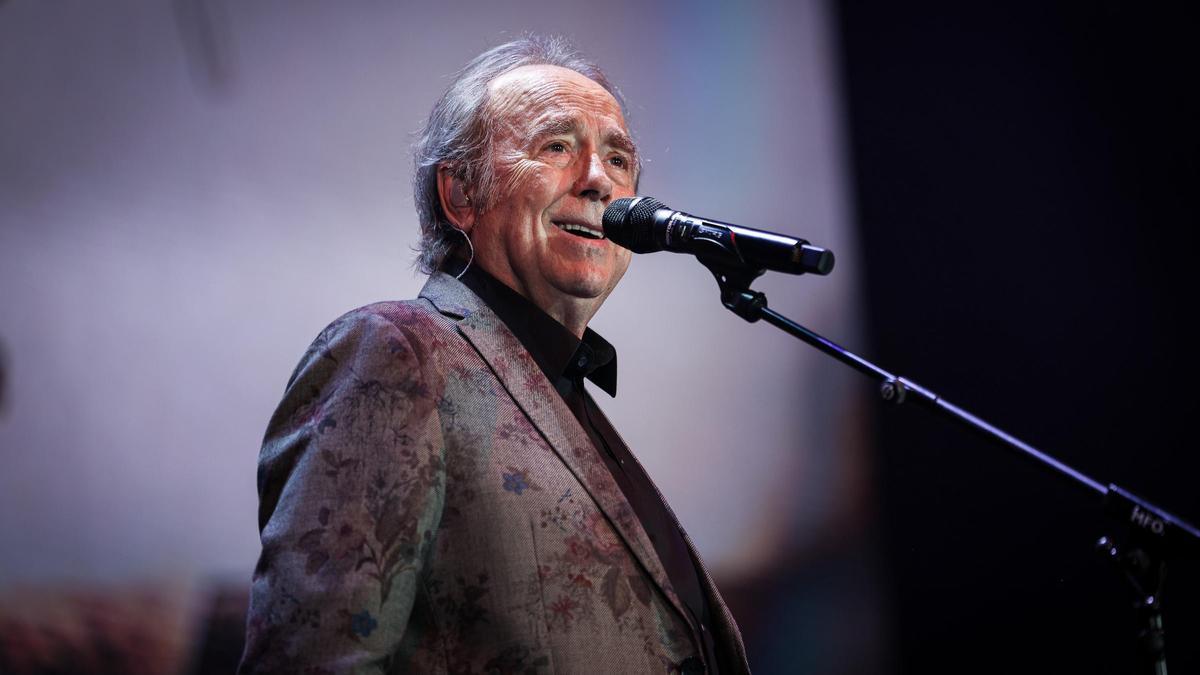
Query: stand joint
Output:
[[1096, 535, 1169, 673], [881, 377, 907, 405], [703, 258, 767, 324]]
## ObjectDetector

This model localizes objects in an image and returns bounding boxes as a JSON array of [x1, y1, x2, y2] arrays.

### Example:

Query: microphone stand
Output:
[[700, 259, 1199, 675]]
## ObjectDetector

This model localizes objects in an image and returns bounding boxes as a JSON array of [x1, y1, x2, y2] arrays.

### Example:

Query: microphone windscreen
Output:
[[603, 196, 668, 253]]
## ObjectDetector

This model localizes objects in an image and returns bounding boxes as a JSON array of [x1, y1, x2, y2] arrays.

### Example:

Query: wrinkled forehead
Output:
[[485, 64, 629, 137]]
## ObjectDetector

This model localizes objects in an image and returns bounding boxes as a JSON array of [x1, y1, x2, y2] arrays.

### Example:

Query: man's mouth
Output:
[[553, 221, 605, 240]]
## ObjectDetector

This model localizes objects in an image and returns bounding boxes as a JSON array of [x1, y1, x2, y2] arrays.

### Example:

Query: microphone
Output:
[[602, 196, 835, 275]]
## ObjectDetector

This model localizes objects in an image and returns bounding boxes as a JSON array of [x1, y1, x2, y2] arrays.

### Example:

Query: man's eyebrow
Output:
[[528, 114, 577, 141], [527, 114, 639, 157], [605, 129, 638, 157]]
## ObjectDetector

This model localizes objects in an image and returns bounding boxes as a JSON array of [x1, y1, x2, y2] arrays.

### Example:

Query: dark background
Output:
[[838, 1, 1200, 673]]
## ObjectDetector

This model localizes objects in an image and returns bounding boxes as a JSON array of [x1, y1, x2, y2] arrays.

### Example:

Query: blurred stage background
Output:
[[0, 1, 1196, 674]]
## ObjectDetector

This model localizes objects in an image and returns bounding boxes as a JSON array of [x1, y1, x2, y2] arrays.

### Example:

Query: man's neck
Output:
[[468, 262, 599, 340], [518, 289, 594, 339]]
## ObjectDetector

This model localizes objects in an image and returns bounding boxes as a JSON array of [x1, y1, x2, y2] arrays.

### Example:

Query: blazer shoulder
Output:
[[328, 297, 448, 337], [277, 298, 450, 392], [323, 297, 457, 350]]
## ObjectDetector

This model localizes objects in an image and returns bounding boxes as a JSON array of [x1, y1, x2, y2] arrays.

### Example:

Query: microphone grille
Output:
[[603, 196, 668, 253]]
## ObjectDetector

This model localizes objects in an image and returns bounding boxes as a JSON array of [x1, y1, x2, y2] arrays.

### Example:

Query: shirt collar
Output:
[[447, 260, 618, 397]]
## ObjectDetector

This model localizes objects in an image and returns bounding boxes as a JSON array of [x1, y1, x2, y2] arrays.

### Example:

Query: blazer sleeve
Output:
[[239, 308, 446, 674]]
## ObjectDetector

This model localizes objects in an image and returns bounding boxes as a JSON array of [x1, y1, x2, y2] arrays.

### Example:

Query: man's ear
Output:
[[437, 166, 475, 231]]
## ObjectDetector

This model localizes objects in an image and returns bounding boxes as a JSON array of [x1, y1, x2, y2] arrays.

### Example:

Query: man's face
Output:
[[468, 65, 637, 325]]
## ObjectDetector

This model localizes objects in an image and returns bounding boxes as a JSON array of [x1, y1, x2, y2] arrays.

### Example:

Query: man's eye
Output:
[[546, 142, 568, 153], [609, 155, 628, 168]]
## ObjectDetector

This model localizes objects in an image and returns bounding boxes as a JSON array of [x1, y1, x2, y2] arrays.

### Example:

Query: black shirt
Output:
[[450, 263, 723, 674]]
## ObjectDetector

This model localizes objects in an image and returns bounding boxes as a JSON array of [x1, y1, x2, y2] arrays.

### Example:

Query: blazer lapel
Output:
[[419, 273, 696, 632]]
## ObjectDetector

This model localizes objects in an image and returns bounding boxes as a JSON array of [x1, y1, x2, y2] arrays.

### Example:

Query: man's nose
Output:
[[575, 152, 613, 203]]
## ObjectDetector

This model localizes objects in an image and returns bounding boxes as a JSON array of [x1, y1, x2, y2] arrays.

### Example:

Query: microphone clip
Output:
[[701, 257, 768, 323]]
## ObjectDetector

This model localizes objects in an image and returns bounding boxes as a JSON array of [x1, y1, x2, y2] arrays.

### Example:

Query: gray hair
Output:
[[412, 35, 632, 274]]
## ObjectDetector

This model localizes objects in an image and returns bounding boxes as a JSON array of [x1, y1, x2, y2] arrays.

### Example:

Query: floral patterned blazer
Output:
[[239, 272, 751, 674]]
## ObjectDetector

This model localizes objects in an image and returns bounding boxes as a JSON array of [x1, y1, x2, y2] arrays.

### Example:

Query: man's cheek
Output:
[[590, 245, 630, 272], [493, 155, 549, 203], [615, 249, 632, 275]]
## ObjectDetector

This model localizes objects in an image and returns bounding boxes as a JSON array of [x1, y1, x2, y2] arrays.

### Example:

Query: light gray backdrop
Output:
[[0, 0, 879, 669]]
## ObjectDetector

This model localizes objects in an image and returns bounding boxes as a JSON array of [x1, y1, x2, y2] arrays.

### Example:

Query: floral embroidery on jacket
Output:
[[346, 609, 378, 638], [502, 467, 542, 496]]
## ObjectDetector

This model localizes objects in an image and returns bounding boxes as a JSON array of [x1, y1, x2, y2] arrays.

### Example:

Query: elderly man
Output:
[[240, 37, 750, 674]]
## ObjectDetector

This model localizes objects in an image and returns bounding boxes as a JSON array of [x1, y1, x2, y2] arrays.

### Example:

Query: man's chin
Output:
[[544, 265, 618, 299], [559, 283, 608, 301], [544, 276, 614, 305]]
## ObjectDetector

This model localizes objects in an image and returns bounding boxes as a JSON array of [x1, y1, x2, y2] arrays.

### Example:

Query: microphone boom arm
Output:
[[699, 256, 1198, 675]]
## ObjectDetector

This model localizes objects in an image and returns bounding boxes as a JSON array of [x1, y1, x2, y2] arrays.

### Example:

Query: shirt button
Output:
[[576, 355, 589, 368]]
